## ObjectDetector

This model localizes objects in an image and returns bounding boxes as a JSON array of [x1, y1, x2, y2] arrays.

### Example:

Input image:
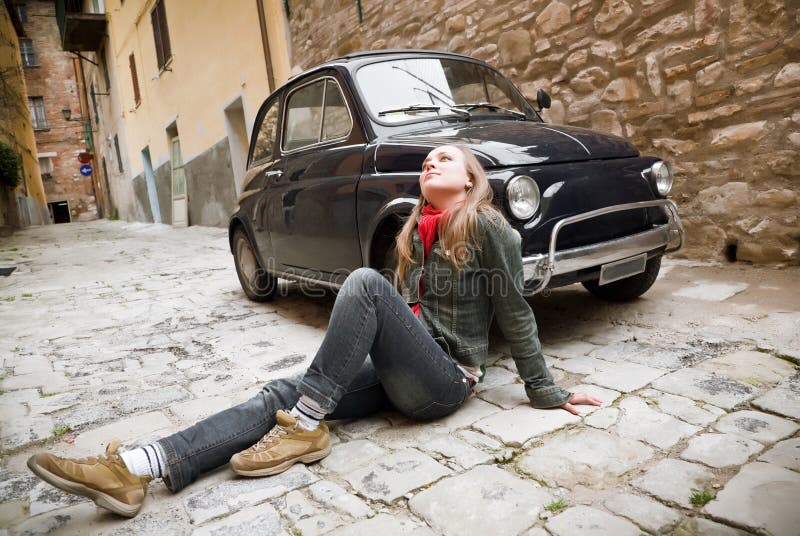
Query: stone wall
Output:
[[286, 0, 800, 264]]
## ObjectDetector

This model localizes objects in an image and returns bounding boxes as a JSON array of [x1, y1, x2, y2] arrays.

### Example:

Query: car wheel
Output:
[[582, 255, 662, 302], [232, 228, 277, 302]]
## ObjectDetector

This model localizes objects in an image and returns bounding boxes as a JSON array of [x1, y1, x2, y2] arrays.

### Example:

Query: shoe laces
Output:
[[71, 439, 123, 466], [251, 424, 291, 452]]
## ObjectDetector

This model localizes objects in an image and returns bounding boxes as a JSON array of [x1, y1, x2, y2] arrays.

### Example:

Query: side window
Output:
[[251, 100, 279, 165], [322, 79, 352, 141]]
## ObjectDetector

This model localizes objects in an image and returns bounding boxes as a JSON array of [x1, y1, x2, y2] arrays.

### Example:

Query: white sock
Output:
[[119, 443, 166, 480], [290, 396, 326, 431]]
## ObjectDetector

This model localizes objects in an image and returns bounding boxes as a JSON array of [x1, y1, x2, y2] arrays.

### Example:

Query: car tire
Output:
[[232, 228, 277, 302], [581, 255, 662, 302]]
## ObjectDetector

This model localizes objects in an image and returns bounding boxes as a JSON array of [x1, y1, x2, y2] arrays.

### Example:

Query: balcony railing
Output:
[[56, 0, 107, 52]]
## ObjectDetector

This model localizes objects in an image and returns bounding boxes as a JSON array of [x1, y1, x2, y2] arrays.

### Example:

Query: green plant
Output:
[[22, 293, 32, 298], [0, 142, 22, 189], [544, 499, 567, 513], [3, 296, 15, 302], [53, 426, 71, 438], [690, 489, 714, 507]]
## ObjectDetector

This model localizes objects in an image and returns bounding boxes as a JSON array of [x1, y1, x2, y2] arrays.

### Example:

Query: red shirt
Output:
[[411, 204, 444, 317]]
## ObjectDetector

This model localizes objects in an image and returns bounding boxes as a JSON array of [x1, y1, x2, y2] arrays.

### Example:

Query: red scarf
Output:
[[411, 204, 444, 317]]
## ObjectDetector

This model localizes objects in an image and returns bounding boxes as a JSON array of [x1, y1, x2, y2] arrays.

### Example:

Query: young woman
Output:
[[27, 145, 601, 518]]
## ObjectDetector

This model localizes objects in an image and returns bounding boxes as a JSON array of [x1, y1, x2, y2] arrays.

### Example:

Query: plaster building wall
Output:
[[0, 0, 48, 227], [97, 0, 291, 226], [21, 0, 98, 223], [287, 0, 800, 265]]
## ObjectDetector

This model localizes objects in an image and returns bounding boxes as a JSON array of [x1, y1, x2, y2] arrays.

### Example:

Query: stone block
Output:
[[757, 437, 800, 471], [516, 428, 653, 488], [335, 415, 391, 439], [638, 389, 724, 426], [168, 395, 232, 424], [651, 368, 755, 409], [604, 493, 681, 534], [681, 433, 764, 468], [344, 448, 450, 502], [1, 371, 70, 392], [73, 411, 173, 452], [28, 481, 88, 516], [602, 78, 640, 102], [478, 383, 528, 409], [536, 1, 570, 34], [696, 61, 725, 87], [584, 407, 619, 429], [549, 355, 611, 374], [710, 121, 768, 147], [0, 412, 54, 451], [419, 433, 493, 469], [546, 505, 640, 536], [698, 350, 795, 387], [632, 459, 715, 507], [687, 104, 742, 124], [568, 384, 621, 415], [320, 439, 386, 475], [309, 480, 373, 519], [473, 405, 580, 446], [774, 62, 800, 87], [625, 13, 692, 56], [614, 396, 701, 449], [410, 465, 552, 536], [704, 462, 800, 536], [672, 517, 750, 535], [433, 397, 502, 429], [191, 502, 283, 536], [457, 429, 503, 451], [585, 362, 666, 393], [593, 0, 634, 35], [328, 514, 434, 535], [714, 410, 799, 445], [588, 340, 687, 369], [752, 383, 800, 420], [498, 29, 531, 66], [474, 366, 518, 392]]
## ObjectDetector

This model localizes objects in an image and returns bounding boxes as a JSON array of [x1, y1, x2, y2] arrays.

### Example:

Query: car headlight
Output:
[[506, 175, 540, 220], [650, 161, 673, 196]]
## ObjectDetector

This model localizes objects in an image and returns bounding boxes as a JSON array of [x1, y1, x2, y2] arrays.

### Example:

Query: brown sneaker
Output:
[[230, 410, 331, 477], [27, 439, 150, 518]]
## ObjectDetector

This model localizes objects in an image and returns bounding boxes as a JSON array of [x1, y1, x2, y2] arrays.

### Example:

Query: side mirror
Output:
[[536, 89, 551, 110]]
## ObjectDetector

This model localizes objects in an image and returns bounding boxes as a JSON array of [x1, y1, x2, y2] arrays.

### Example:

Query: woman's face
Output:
[[419, 146, 471, 203]]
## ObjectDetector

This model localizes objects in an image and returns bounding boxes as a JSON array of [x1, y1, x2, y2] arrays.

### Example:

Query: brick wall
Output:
[[287, 0, 800, 264], [22, 0, 97, 222]]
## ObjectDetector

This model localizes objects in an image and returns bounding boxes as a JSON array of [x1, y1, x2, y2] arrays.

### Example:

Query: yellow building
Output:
[[60, 0, 291, 226], [0, 0, 49, 227]]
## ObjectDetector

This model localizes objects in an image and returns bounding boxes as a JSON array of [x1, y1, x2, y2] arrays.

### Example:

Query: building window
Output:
[[15, 3, 28, 22], [28, 97, 47, 129], [113, 134, 123, 173], [20, 39, 36, 67], [100, 49, 111, 91], [39, 156, 53, 180], [90, 82, 99, 123], [129, 53, 141, 106], [151, 0, 172, 70]]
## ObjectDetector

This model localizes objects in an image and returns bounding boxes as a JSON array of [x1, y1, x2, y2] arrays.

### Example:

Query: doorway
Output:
[[224, 97, 249, 195], [170, 137, 188, 227], [49, 201, 71, 224], [141, 146, 162, 223]]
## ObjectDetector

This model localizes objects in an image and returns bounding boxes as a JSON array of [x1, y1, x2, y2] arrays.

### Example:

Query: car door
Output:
[[266, 73, 365, 275]]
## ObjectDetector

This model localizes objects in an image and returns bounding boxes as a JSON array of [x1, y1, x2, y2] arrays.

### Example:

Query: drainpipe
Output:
[[256, 0, 275, 92]]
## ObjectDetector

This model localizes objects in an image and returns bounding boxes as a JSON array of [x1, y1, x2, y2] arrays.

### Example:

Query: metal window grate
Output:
[[20, 39, 36, 67]]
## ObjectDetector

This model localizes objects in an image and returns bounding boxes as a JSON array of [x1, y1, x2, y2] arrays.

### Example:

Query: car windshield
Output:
[[356, 58, 534, 124]]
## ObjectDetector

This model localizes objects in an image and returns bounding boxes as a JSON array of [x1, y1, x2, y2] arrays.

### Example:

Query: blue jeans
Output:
[[158, 268, 471, 492]]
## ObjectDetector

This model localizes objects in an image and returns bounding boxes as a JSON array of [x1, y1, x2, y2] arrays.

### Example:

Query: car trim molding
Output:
[[522, 199, 684, 294]]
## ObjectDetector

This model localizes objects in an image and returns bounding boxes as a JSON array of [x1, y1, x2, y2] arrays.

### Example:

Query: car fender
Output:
[[363, 196, 418, 267]]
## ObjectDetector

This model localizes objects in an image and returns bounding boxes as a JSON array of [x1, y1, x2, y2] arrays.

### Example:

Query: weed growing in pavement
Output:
[[2, 258, 12, 262], [690, 489, 714, 507], [3, 296, 14, 302], [53, 426, 71, 438], [41, 391, 56, 398], [544, 499, 567, 513], [22, 293, 32, 298]]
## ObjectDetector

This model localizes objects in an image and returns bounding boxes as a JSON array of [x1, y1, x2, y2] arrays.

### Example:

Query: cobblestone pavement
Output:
[[1, 221, 799, 536]]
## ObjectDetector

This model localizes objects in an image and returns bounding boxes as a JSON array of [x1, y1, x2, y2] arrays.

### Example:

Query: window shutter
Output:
[[151, 7, 163, 69], [158, 1, 171, 65], [129, 53, 141, 105]]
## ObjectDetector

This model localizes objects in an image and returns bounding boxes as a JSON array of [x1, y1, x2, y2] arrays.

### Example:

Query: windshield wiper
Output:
[[452, 102, 526, 119], [378, 104, 441, 116]]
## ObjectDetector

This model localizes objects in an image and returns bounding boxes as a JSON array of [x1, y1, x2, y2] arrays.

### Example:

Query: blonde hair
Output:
[[395, 145, 504, 284]]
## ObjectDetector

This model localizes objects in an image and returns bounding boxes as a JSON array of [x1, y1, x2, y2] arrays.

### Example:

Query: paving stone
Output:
[[639, 388, 725, 426], [714, 410, 799, 445], [0, 500, 26, 528], [6, 502, 98, 536], [0, 472, 40, 503], [672, 280, 748, 301], [523, 529, 549, 536], [474, 366, 518, 392], [681, 433, 764, 468], [651, 368, 756, 409], [604, 492, 682, 534], [418, 433, 494, 469], [473, 406, 580, 446], [477, 383, 528, 409], [344, 448, 450, 502], [433, 397, 502, 429], [705, 462, 800, 536], [106, 506, 191, 536], [409, 465, 553, 536], [589, 341, 689, 369], [282, 489, 320, 523], [614, 397, 701, 449], [0, 388, 40, 405], [320, 439, 386, 474], [632, 459, 715, 508], [309, 480, 373, 519], [543, 340, 599, 359], [293, 513, 346, 536], [585, 362, 667, 392], [757, 437, 800, 471], [73, 411, 173, 451], [456, 429, 503, 451], [13, 356, 53, 375], [327, 513, 434, 535], [191, 502, 283, 536], [28, 480, 89, 516], [0, 372, 71, 393], [371, 422, 440, 450], [28, 391, 83, 415], [183, 465, 318, 524], [549, 355, 613, 374], [517, 428, 653, 488], [568, 384, 621, 415], [752, 382, 800, 420], [168, 395, 232, 424], [584, 407, 619, 429], [698, 350, 796, 387], [0, 412, 54, 451], [671, 517, 750, 535], [117, 384, 191, 414], [545, 505, 640, 536], [335, 416, 392, 438]]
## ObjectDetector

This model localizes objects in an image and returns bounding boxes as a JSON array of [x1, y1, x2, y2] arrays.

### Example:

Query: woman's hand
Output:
[[559, 392, 603, 415]]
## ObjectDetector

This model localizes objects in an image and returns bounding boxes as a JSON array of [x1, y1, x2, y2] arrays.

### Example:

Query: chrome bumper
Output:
[[522, 199, 683, 295]]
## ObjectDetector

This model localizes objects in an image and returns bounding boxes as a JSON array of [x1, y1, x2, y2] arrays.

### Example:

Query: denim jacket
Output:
[[399, 211, 572, 409]]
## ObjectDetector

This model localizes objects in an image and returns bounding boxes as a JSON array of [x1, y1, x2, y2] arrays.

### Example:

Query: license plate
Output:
[[599, 253, 647, 286]]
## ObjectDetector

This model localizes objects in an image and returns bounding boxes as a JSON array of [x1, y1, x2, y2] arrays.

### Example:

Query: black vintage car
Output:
[[229, 50, 683, 302]]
